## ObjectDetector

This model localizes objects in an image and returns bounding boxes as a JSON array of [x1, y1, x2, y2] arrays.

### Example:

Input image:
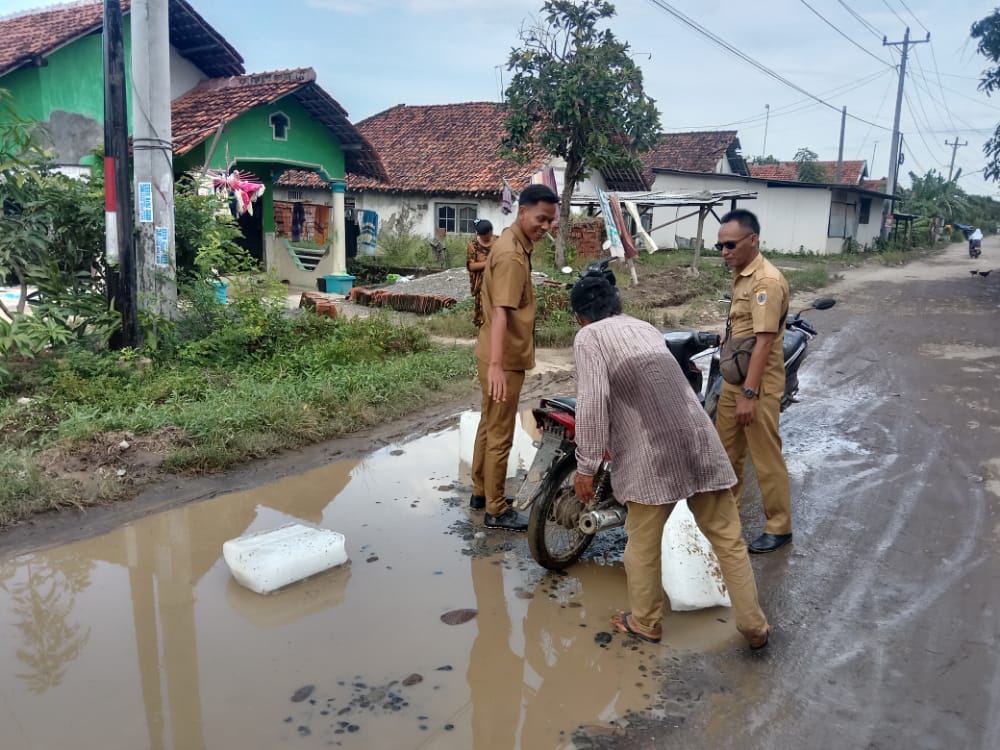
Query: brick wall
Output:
[[569, 217, 606, 259]]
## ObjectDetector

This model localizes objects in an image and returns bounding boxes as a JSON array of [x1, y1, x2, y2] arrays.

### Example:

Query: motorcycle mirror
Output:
[[812, 297, 836, 310]]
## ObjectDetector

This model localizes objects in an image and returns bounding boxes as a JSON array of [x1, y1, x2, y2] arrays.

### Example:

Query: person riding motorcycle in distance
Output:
[[570, 270, 770, 650]]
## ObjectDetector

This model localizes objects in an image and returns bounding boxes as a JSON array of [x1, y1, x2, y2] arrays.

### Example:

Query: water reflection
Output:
[[0, 551, 94, 694], [0, 428, 732, 750]]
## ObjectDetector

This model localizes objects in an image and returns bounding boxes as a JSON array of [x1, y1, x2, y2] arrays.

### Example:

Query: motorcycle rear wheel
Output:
[[527, 457, 595, 571]]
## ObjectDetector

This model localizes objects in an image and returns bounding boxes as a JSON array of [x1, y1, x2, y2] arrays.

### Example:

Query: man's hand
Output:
[[488, 363, 507, 402], [574, 472, 595, 504], [735, 395, 755, 426]]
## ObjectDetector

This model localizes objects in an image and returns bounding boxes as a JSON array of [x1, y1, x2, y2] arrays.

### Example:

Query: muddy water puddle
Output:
[[0, 425, 739, 750]]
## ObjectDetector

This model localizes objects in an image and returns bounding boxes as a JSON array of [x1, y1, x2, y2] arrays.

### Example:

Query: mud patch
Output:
[[919, 343, 1000, 362]]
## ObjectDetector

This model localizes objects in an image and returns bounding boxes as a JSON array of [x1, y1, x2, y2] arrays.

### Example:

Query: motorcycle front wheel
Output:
[[527, 457, 595, 571]]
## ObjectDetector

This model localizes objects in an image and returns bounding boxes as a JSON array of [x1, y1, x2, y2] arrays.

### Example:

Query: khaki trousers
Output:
[[471, 363, 526, 516], [623, 490, 769, 643], [715, 388, 792, 535]]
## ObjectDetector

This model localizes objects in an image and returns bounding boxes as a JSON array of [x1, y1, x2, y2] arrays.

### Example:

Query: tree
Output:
[[972, 11, 1000, 181], [502, 0, 660, 265], [901, 169, 969, 220], [793, 147, 827, 183], [750, 154, 779, 165]]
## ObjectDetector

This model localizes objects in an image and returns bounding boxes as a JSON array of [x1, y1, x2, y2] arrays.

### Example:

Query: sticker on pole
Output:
[[154, 226, 169, 267], [138, 182, 153, 223]]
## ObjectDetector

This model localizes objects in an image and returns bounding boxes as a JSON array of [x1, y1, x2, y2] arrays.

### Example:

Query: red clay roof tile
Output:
[[0, 0, 243, 79], [748, 160, 867, 184], [348, 102, 548, 196], [642, 131, 740, 174]]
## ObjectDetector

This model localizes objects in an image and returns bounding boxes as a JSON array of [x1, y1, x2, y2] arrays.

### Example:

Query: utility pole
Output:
[[103, 0, 139, 348], [835, 106, 846, 183], [131, 0, 177, 318], [761, 103, 770, 158], [945, 137, 968, 182], [883, 27, 929, 226]]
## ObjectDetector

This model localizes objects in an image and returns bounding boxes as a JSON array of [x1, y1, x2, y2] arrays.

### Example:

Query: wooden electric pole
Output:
[[883, 27, 929, 223], [103, 0, 139, 348]]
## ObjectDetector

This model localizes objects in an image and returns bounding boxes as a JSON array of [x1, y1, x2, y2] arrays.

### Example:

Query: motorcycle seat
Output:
[[783, 328, 807, 362], [662, 330, 717, 365], [541, 396, 576, 414]]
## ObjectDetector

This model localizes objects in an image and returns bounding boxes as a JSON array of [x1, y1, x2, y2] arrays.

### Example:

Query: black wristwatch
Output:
[[741, 387, 757, 400]]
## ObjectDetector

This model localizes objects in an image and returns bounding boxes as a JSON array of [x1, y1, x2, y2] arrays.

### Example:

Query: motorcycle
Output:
[[970, 238, 982, 258], [515, 265, 836, 571]]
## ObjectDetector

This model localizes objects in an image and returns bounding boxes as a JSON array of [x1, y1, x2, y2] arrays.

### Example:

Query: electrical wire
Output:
[[902, 88, 949, 168], [855, 72, 896, 159], [670, 70, 891, 131], [896, 0, 930, 35], [644, 0, 892, 131], [837, 0, 884, 40], [880, 0, 909, 29], [797, 0, 894, 69], [901, 137, 925, 174]]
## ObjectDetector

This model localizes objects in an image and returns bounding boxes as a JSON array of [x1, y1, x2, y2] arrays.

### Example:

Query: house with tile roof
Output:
[[0, 1, 384, 284], [346, 102, 648, 245], [639, 132, 891, 254]]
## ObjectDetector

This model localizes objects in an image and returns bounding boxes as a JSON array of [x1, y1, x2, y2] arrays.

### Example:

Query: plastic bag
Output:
[[661, 500, 732, 611]]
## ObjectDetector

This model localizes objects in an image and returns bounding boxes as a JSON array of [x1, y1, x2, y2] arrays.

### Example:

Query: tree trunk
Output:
[[556, 153, 583, 268]]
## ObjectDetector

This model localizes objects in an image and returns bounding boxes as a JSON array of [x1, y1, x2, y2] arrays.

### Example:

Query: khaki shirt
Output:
[[727, 253, 789, 396], [475, 225, 535, 371]]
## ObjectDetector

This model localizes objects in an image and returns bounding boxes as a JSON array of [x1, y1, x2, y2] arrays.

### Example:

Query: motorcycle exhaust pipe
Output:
[[579, 507, 627, 535]]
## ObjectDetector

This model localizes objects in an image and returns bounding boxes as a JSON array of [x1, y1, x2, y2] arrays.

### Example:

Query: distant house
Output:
[[641, 132, 891, 254], [0, 1, 384, 285], [347, 101, 647, 246]]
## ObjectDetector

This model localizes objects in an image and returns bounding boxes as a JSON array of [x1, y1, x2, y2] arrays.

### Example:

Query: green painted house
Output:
[[0, 0, 384, 284]]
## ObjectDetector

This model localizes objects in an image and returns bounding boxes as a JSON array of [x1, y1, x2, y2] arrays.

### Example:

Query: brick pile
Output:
[[299, 291, 338, 319], [349, 287, 457, 315]]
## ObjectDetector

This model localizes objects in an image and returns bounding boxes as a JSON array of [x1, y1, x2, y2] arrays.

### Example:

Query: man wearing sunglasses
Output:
[[714, 210, 792, 554]]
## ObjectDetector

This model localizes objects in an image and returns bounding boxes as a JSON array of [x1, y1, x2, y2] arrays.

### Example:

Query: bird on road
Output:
[[979, 270, 992, 277], [970, 269, 979, 276]]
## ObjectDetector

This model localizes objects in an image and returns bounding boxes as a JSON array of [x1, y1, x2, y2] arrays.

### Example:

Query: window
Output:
[[827, 199, 856, 238], [859, 198, 872, 225], [436, 202, 478, 233], [269, 112, 290, 141]]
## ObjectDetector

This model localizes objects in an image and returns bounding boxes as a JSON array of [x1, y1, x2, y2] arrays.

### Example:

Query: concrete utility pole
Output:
[[835, 106, 846, 183], [883, 27, 929, 222], [761, 103, 770, 158], [945, 137, 968, 182], [103, 0, 139, 348], [131, 0, 177, 318]]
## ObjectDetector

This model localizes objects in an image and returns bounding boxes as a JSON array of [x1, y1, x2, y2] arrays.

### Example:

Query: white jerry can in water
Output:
[[661, 500, 732, 611], [223, 523, 348, 595]]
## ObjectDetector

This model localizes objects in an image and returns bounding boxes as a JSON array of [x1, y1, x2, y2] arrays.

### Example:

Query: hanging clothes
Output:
[[609, 193, 638, 260], [596, 188, 625, 259], [359, 209, 379, 256], [624, 200, 658, 253], [501, 181, 513, 215], [291, 202, 306, 242]]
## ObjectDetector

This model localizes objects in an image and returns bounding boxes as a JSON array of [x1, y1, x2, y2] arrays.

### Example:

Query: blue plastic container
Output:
[[211, 280, 228, 304], [321, 275, 355, 295]]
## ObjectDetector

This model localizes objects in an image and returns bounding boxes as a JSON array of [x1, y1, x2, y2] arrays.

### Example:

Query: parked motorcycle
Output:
[[515, 264, 836, 571], [970, 238, 983, 258]]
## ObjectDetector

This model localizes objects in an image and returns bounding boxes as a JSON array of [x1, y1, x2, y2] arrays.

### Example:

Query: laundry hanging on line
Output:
[[358, 209, 379, 256]]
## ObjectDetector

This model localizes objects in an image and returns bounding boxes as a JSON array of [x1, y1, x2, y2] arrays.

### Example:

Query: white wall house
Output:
[[649, 170, 888, 254], [347, 102, 644, 250]]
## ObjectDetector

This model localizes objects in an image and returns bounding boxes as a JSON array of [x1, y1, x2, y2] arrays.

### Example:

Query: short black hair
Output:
[[719, 208, 760, 235], [571, 274, 621, 323], [473, 218, 493, 236], [519, 184, 559, 207]]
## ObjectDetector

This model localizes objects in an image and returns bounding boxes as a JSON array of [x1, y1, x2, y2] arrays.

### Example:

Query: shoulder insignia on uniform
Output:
[[756, 291, 767, 305]]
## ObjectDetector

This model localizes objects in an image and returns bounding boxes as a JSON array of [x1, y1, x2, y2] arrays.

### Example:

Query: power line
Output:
[[856, 73, 897, 160], [837, 0, 883, 40], [881, 0, 909, 29], [896, 0, 930, 35], [908, 47, 957, 140], [644, 0, 892, 131], [902, 87, 949, 168], [797, 0, 894, 69]]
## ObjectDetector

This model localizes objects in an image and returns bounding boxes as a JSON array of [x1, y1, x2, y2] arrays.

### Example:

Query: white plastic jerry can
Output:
[[223, 523, 348, 595]]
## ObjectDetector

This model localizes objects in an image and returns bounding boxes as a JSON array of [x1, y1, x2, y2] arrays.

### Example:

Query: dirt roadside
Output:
[[0, 245, 955, 554]]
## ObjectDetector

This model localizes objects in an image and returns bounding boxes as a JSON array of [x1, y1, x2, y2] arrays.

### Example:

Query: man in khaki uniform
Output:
[[715, 209, 792, 553], [470, 185, 558, 531]]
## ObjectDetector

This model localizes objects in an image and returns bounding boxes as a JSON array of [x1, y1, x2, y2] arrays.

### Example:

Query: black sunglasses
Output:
[[714, 232, 754, 252]]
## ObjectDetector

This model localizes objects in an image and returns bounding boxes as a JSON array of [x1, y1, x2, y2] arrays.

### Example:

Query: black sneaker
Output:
[[470, 495, 513, 511], [484, 508, 529, 531]]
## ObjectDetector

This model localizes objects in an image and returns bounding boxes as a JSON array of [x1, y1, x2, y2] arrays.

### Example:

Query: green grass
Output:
[[0, 312, 477, 527]]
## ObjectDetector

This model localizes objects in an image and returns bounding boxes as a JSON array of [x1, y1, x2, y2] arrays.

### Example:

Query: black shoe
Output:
[[470, 495, 513, 511], [748, 532, 792, 554], [484, 508, 529, 531]]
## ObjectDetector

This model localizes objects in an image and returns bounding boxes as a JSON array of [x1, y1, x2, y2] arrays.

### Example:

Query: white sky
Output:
[[2, 0, 999, 196]]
